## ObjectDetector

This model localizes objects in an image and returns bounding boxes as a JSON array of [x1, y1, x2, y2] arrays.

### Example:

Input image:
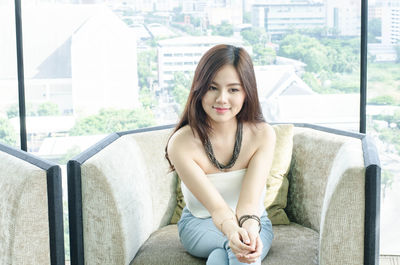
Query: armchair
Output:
[[0, 141, 65, 265], [67, 123, 380, 265]]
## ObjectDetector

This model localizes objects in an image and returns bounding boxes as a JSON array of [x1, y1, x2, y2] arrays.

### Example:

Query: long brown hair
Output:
[[165, 44, 264, 170]]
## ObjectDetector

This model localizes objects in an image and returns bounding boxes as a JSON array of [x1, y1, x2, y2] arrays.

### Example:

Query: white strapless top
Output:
[[181, 168, 267, 218]]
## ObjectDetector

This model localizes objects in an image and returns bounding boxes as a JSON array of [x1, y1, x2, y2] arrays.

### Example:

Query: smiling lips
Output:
[[213, 106, 230, 113]]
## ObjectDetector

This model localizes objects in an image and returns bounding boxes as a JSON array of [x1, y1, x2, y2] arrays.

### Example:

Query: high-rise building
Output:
[[380, 0, 400, 44], [251, 0, 325, 39], [157, 36, 245, 90], [325, 0, 361, 36]]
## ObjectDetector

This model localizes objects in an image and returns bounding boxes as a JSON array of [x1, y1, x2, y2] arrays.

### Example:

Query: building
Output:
[[369, 43, 398, 62], [255, 65, 359, 131], [0, 4, 139, 117], [381, 3, 400, 45], [157, 36, 245, 90], [206, 0, 243, 26], [251, 0, 325, 39], [325, 0, 361, 36]]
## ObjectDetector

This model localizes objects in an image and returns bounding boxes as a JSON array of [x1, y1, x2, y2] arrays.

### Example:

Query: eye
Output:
[[229, 88, 240, 93], [209, 85, 218, 90]]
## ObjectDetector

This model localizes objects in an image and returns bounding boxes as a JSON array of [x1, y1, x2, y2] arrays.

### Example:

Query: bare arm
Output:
[[236, 123, 276, 219], [167, 129, 238, 234]]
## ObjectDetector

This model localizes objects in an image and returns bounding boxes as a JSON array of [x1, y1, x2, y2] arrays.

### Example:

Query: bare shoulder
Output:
[[167, 125, 198, 159], [246, 122, 276, 147]]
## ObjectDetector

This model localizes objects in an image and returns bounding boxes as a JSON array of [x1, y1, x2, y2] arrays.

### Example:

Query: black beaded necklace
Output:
[[203, 122, 243, 171]]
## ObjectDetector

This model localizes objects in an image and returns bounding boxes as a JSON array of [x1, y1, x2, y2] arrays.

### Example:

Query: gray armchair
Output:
[[0, 142, 65, 265], [67, 124, 380, 265]]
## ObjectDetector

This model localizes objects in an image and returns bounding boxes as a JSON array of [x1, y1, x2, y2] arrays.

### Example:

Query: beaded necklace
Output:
[[203, 122, 243, 171]]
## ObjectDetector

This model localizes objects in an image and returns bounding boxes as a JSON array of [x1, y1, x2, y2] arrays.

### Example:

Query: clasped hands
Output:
[[225, 218, 263, 264]]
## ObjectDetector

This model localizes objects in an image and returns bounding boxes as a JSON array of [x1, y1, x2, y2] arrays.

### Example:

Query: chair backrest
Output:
[[0, 142, 65, 265]]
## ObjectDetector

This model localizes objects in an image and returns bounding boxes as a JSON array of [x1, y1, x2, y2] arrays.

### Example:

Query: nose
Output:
[[216, 89, 228, 104]]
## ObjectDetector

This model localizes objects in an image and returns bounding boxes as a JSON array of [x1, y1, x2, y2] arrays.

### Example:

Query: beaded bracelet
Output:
[[238, 215, 261, 233]]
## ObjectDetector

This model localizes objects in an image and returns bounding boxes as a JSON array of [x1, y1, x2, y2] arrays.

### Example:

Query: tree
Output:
[[395, 42, 400, 63], [171, 72, 192, 112], [279, 33, 359, 74], [211, 21, 233, 37], [0, 117, 17, 146], [37, 102, 60, 116], [69, 108, 155, 136], [368, 18, 381, 43], [381, 170, 394, 200], [240, 28, 267, 46], [369, 95, 398, 106], [7, 102, 37, 118], [137, 49, 158, 88], [279, 33, 329, 72], [243, 12, 251, 23], [139, 86, 157, 109], [252, 44, 276, 65]]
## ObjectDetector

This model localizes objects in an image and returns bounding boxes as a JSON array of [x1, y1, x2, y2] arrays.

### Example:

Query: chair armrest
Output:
[[0, 143, 64, 265], [287, 126, 373, 265], [319, 140, 365, 264], [78, 136, 154, 265]]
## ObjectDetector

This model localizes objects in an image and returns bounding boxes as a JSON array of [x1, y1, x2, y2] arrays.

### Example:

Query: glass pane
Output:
[[367, 0, 400, 256], [139, 0, 361, 131], [0, 1, 20, 148]]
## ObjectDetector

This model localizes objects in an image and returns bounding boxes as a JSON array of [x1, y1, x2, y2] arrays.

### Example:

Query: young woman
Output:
[[165, 44, 276, 265]]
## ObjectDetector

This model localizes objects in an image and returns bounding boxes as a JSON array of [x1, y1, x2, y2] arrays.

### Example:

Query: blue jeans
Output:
[[177, 207, 273, 265]]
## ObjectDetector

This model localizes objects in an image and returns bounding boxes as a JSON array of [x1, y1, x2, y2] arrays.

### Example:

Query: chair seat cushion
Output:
[[130, 223, 318, 265]]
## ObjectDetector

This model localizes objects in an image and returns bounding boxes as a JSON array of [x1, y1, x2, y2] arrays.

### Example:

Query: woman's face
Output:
[[201, 64, 246, 125]]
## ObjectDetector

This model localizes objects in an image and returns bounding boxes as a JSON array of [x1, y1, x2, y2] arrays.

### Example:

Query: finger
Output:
[[247, 232, 257, 251], [239, 229, 251, 245], [246, 236, 263, 259]]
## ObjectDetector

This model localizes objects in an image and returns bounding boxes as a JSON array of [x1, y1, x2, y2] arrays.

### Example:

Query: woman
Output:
[[165, 44, 276, 265]]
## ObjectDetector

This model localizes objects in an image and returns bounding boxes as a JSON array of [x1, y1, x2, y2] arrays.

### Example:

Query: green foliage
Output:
[[379, 126, 400, 155], [69, 108, 155, 136], [252, 44, 276, 65], [302, 72, 322, 93], [243, 12, 251, 23], [369, 95, 399, 106], [330, 79, 359, 93], [37, 102, 60, 116], [211, 21, 233, 37], [279, 33, 359, 74], [171, 22, 203, 36], [288, 27, 328, 39], [240, 28, 275, 65], [137, 49, 157, 88], [395, 43, 400, 63], [139, 86, 157, 109], [0, 117, 17, 146], [381, 169, 395, 199], [171, 72, 192, 112], [374, 110, 400, 129], [7, 102, 38, 118], [368, 18, 382, 43], [240, 28, 267, 46], [7, 102, 60, 118], [58, 145, 81, 165], [278, 34, 329, 72]]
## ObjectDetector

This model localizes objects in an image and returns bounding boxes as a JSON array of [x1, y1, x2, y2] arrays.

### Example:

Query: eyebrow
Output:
[[211, 81, 242, 86]]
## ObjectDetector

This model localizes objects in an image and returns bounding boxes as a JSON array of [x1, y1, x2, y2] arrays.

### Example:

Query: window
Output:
[[0, 2, 20, 148], [367, 1, 400, 256], [3, 0, 399, 261]]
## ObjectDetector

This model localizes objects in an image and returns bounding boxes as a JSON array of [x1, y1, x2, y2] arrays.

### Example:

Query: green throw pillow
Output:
[[169, 124, 293, 225]]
